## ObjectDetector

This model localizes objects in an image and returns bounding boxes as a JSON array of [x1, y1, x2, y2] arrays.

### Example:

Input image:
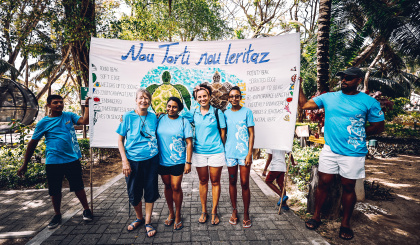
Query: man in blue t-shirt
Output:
[[18, 95, 93, 229], [298, 67, 384, 240]]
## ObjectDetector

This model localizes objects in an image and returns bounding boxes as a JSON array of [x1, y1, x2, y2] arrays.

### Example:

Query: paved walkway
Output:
[[0, 167, 328, 245]]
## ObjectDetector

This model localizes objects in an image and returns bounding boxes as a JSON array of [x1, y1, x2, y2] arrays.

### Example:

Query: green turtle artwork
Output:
[[146, 71, 191, 113], [203, 71, 233, 111]]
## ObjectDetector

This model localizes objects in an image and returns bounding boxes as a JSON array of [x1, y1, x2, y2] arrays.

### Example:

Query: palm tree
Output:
[[316, 0, 332, 93], [331, 0, 420, 94]]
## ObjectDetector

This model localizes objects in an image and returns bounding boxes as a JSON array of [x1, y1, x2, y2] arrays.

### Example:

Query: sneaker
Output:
[[48, 214, 62, 229], [83, 209, 93, 221], [277, 195, 289, 206]]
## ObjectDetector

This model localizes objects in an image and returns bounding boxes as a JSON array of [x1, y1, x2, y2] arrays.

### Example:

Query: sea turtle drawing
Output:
[[203, 71, 233, 111], [146, 71, 191, 113], [170, 136, 185, 157], [235, 124, 249, 143], [236, 142, 246, 153]]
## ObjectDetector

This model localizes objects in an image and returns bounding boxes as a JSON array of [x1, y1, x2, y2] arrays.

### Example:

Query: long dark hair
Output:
[[167, 97, 184, 111]]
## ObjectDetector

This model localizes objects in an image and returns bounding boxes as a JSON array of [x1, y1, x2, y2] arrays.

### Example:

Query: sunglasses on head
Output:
[[341, 75, 358, 81]]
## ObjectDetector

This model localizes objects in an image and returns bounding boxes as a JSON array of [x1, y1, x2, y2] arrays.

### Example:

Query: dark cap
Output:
[[336, 67, 364, 78]]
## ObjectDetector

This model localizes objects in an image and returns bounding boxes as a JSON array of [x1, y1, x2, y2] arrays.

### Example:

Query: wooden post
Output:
[[278, 152, 292, 215], [90, 147, 93, 214]]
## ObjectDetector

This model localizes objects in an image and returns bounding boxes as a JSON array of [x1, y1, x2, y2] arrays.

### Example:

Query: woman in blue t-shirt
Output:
[[183, 83, 227, 225], [224, 86, 255, 228], [116, 89, 159, 237], [156, 97, 193, 230]]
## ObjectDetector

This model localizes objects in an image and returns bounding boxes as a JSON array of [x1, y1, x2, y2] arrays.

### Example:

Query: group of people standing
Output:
[[17, 67, 384, 241], [116, 84, 255, 237]]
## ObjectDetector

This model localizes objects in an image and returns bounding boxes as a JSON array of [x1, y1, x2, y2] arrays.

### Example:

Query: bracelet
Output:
[[186, 162, 192, 165]]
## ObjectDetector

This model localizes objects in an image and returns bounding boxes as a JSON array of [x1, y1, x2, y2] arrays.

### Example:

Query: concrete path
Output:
[[0, 167, 328, 245]]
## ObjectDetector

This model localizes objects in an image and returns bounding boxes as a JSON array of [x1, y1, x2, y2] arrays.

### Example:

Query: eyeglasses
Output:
[[341, 76, 358, 81], [137, 96, 150, 101], [140, 129, 152, 138], [229, 95, 242, 99]]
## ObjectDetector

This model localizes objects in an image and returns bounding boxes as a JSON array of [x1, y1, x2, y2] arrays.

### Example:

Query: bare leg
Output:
[[171, 174, 184, 228], [340, 176, 356, 239], [161, 175, 175, 225], [239, 165, 251, 221], [74, 189, 89, 210], [127, 201, 143, 231], [51, 194, 62, 215], [196, 166, 209, 222], [265, 172, 285, 196], [228, 165, 238, 221], [209, 166, 223, 224], [307, 172, 334, 228], [145, 202, 156, 237]]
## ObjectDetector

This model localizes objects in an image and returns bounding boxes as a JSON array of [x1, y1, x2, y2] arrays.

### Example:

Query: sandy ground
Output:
[[253, 155, 420, 245]]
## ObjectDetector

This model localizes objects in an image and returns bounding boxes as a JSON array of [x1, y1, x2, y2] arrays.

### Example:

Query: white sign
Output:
[[89, 34, 301, 150]]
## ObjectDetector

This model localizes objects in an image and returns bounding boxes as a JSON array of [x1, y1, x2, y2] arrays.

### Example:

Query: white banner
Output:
[[89, 34, 301, 150]]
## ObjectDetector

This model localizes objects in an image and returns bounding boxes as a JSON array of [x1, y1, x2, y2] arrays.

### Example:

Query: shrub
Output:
[[288, 140, 322, 191]]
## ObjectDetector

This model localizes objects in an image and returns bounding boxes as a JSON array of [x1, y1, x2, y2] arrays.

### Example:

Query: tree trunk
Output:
[[351, 36, 383, 67], [363, 44, 384, 92], [307, 166, 342, 219], [316, 0, 332, 93]]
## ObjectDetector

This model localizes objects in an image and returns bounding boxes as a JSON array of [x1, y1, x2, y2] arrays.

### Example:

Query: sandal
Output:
[[164, 217, 174, 226], [174, 220, 183, 230], [127, 218, 144, 232], [339, 226, 354, 240], [211, 213, 220, 225], [145, 224, 156, 238], [198, 212, 208, 223], [243, 219, 252, 228], [305, 218, 322, 230], [229, 209, 238, 225]]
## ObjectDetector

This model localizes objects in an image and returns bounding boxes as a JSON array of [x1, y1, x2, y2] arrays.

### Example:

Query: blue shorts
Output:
[[126, 155, 160, 206], [226, 158, 245, 167]]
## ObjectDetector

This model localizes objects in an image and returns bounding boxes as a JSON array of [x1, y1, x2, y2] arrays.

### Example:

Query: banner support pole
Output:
[[278, 152, 292, 215], [90, 147, 93, 213]]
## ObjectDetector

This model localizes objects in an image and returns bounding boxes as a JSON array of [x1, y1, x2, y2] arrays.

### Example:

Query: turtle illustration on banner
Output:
[[203, 71, 233, 111], [146, 71, 191, 113]]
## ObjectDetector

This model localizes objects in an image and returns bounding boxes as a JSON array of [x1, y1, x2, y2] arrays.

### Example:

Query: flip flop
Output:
[[305, 218, 322, 230], [145, 224, 156, 237], [198, 212, 208, 224], [174, 220, 184, 230], [164, 218, 174, 226], [127, 218, 144, 232], [229, 216, 238, 225], [339, 226, 354, 240], [211, 213, 220, 225], [243, 219, 252, 228]]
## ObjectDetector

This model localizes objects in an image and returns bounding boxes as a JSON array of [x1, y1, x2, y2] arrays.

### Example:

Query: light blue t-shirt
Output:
[[116, 111, 158, 161], [313, 91, 384, 156], [224, 107, 255, 159], [183, 105, 226, 154], [156, 115, 193, 166], [32, 112, 82, 164]]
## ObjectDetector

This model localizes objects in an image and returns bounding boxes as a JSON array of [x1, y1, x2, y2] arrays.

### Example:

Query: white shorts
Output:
[[318, 145, 365, 179], [192, 152, 226, 168]]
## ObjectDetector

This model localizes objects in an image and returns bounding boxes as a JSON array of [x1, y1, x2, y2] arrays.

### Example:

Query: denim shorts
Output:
[[126, 155, 160, 206], [46, 159, 84, 196], [226, 158, 246, 167]]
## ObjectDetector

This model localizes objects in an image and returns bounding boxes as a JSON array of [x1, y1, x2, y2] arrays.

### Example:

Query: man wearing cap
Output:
[[298, 67, 385, 240]]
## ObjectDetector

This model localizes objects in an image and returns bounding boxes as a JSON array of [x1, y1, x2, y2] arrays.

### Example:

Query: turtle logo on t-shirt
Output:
[[347, 114, 366, 148]]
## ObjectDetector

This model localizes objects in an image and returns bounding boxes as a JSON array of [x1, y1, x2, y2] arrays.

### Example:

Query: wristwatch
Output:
[[186, 162, 192, 165]]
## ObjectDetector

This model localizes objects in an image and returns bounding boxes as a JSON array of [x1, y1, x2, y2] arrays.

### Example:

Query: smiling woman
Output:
[[116, 88, 159, 237]]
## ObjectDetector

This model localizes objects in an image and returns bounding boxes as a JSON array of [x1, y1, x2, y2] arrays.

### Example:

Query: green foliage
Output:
[[108, 0, 231, 41], [289, 140, 322, 191], [300, 37, 317, 98], [295, 122, 318, 133], [384, 123, 420, 138], [78, 138, 90, 160]]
